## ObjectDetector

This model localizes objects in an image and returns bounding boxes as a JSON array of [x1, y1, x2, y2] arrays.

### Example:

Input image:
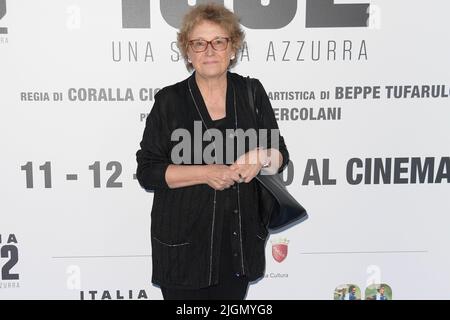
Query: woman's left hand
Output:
[[229, 148, 268, 183]]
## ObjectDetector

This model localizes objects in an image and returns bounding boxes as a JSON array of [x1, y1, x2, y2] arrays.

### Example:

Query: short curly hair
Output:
[[177, 3, 245, 71]]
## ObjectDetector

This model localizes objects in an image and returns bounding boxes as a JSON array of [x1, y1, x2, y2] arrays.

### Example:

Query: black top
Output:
[[136, 71, 290, 289], [210, 113, 243, 278], [212, 116, 226, 123]]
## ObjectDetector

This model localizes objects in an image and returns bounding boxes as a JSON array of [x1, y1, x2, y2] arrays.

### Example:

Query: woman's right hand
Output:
[[203, 164, 242, 191]]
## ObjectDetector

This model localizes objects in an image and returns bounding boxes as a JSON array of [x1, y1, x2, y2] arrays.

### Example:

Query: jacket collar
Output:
[[188, 71, 235, 130]]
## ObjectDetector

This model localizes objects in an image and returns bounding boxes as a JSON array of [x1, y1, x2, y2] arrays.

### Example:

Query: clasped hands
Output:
[[204, 148, 273, 191]]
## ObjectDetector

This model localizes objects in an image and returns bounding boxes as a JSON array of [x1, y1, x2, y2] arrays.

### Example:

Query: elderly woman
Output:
[[136, 3, 289, 300]]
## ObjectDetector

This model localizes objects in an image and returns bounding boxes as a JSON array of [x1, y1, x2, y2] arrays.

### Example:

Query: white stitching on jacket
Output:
[[153, 237, 190, 247]]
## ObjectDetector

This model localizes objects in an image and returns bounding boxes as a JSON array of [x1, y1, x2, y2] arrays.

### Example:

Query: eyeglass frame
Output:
[[188, 37, 232, 53]]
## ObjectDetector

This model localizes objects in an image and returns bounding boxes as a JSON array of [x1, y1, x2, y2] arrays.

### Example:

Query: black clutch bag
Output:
[[246, 77, 308, 231]]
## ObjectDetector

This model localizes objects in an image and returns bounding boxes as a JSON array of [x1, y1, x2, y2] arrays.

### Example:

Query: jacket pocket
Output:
[[152, 236, 190, 247], [151, 236, 193, 286]]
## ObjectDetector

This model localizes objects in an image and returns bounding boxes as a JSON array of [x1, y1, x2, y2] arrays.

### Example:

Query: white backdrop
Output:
[[1, 0, 449, 300]]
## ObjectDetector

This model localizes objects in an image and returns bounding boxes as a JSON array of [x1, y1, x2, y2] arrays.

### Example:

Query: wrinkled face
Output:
[[187, 20, 235, 78]]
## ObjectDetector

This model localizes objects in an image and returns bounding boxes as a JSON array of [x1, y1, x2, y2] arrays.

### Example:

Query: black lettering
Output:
[[374, 158, 391, 184], [347, 158, 363, 185], [170, 41, 180, 62], [322, 159, 337, 185], [122, 0, 150, 28], [394, 158, 409, 184], [411, 157, 435, 183], [435, 157, 450, 183], [282, 41, 291, 61], [365, 158, 372, 184], [236, 0, 297, 29], [297, 41, 305, 61], [306, 0, 370, 28], [7, 234, 17, 244], [266, 41, 276, 61], [302, 159, 321, 185]]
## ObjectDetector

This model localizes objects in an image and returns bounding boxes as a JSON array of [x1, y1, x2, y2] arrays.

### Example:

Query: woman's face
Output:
[[187, 20, 235, 79]]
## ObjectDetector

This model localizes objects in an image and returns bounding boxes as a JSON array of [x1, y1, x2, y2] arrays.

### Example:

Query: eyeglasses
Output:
[[188, 37, 231, 52]]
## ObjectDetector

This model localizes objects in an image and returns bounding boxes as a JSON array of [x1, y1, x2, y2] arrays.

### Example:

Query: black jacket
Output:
[[136, 71, 289, 289]]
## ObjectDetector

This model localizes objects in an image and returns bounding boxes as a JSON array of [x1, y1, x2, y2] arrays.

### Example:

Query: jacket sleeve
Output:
[[254, 79, 290, 174], [136, 91, 171, 190]]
